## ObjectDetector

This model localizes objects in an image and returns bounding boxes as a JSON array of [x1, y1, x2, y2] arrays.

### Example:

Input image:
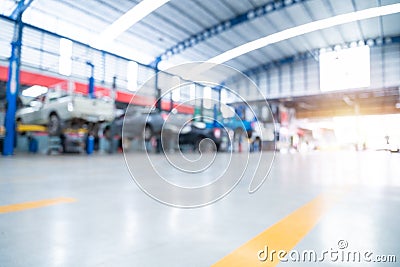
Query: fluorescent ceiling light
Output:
[[59, 38, 73, 76], [207, 3, 400, 64], [97, 0, 171, 45], [127, 61, 138, 91], [22, 85, 48, 98], [203, 86, 212, 109], [189, 83, 196, 100]]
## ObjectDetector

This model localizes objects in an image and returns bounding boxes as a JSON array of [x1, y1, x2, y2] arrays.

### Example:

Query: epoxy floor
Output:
[[0, 151, 399, 266]]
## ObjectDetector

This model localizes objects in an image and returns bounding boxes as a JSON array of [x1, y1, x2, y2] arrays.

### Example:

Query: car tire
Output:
[[16, 118, 24, 135], [48, 114, 61, 136]]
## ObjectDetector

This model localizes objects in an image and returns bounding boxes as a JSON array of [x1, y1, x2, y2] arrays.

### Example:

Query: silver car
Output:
[[120, 106, 192, 142], [16, 89, 115, 135]]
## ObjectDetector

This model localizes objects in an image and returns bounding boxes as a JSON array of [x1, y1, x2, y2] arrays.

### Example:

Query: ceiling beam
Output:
[[230, 35, 400, 81], [95, 0, 171, 48], [152, 0, 309, 64], [10, 0, 34, 20], [206, 3, 400, 65]]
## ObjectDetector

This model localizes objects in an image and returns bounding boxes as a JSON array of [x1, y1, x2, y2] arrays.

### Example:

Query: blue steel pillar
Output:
[[199, 97, 204, 122], [150, 57, 162, 153], [216, 85, 222, 116], [169, 92, 173, 111], [3, 9, 24, 156], [152, 57, 162, 111], [213, 104, 218, 127], [87, 61, 95, 99]]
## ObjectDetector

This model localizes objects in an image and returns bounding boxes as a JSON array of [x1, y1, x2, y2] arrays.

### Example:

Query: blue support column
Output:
[[152, 57, 162, 111], [170, 91, 173, 111], [218, 88, 222, 114], [200, 98, 204, 122], [87, 61, 95, 99], [3, 8, 24, 156], [304, 58, 308, 92], [211, 83, 223, 114], [266, 69, 271, 97], [213, 104, 218, 127], [290, 63, 294, 94], [278, 65, 282, 94], [101, 51, 106, 84], [10, 0, 34, 20]]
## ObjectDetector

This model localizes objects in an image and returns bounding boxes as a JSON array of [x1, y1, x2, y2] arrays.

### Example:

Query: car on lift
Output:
[[117, 106, 165, 141], [117, 106, 193, 141], [221, 105, 254, 140], [16, 88, 115, 136]]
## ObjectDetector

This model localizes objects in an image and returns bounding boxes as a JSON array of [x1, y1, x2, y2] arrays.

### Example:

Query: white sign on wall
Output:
[[320, 45, 370, 92]]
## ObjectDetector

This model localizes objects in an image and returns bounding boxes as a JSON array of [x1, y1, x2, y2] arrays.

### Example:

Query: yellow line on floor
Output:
[[212, 191, 344, 267], [0, 197, 77, 214]]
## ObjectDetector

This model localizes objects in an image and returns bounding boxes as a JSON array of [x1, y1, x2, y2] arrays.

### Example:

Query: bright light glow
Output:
[[172, 87, 180, 102], [158, 60, 177, 71], [221, 89, 227, 104], [127, 61, 138, 91], [22, 85, 48, 97], [171, 76, 181, 102], [320, 46, 370, 91], [104, 42, 154, 64], [220, 89, 236, 104], [203, 86, 212, 109], [59, 38, 72, 76], [333, 114, 400, 149], [0, 1, 19, 17], [221, 104, 235, 118], [207, 3, 400, 64], [189, 83, 196, 101], [97, 0, 171, 46]]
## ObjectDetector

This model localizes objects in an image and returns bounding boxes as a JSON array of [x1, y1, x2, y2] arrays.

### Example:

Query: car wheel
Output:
[[144, 125, 153, 141], [15, 118, 24, 134], [48, 114, 61, 136]]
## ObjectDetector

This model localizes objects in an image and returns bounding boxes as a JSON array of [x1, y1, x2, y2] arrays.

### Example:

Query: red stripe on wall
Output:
[[0, 65, 194, 114]]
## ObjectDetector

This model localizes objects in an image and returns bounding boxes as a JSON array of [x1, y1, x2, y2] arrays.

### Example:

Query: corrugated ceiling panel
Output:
[[318, 27, 345, 46], [285, 3, 312, 25], [298, 31, 328, 50], [0, 19, 13, 59], [353, 0, 377, 10], [370, 46, 384, 88], [305, 0, 331, 20], [137, 14, 189, 43], [382, 14, 400, 36], [328, 0, 354, 14], [337, 22, 364, 42], [384, 44, 400, 88], [221, 0, 255, 14], [189, 0, 235, 30], [154, 4, 205, 35], [267, 9, 295, 31], [359, 18, 381, 38], [381, 0, 400, 5], [0, 0, 398, 82]]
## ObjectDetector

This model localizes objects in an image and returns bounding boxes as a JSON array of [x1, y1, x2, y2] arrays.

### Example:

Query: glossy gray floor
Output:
[[0, 151, 399, 267]]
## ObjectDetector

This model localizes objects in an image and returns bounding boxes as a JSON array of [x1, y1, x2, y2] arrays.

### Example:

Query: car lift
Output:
[[16, 124, 89, 154]]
